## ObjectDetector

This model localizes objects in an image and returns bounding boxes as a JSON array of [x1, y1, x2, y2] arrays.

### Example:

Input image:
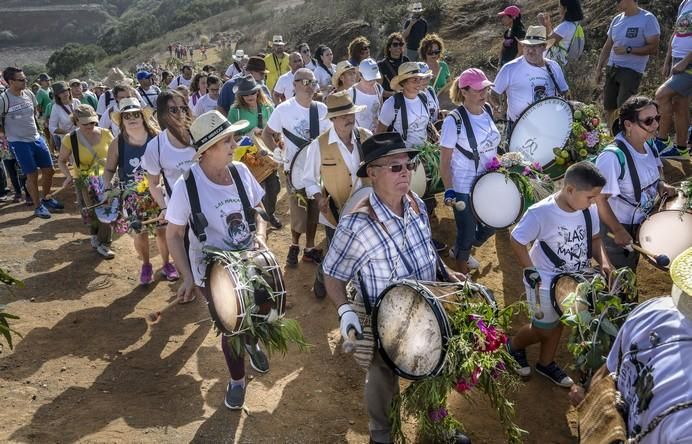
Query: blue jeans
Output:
[[452, 192, 495, 261]]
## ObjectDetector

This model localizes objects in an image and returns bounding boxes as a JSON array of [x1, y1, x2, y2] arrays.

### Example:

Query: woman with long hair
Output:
[[347, 36, 371, 67], [141, 90, 196, 287], [188, 71, 208, 108], [313, 45, 337, 93], [419, 34, 451, 94], [498, 5, 526, 66], [541, 0, 584, 66], [48, 81, 80, 150]]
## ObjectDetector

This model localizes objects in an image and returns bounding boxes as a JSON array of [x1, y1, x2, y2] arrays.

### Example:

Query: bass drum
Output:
[[637, 191, 692, 269], [288, 145, 309, 191], [470, 171, 524, 229], [508, 97, 573, 170]]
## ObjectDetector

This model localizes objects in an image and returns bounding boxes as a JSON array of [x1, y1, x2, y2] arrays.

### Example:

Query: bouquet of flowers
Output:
[[485, 152, 554, 206], [559, 267, 638, 381], [390, 286, 526, 443], [108, 170, 160, 234], [74, 164, 105, 226], [554, 105, 612, 167]]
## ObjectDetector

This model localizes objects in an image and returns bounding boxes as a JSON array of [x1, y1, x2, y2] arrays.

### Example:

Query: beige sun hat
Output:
[[520, 25, 553, 46], [325, 90, 366, 119], [73, 104, 99, 125], [408, 2, 424, 13], [190, 111, 250, 161], [272, 35, 285, 46], [390, 61, 430, 91], [110, 97, 154, 127], [671, 247, 692, 301], [332, 60, 357, 87], [102, 68, 133, 88]]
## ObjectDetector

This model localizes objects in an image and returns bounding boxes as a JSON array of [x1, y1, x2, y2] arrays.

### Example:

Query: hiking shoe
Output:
[[245, 343, 269, 373], [139, 263, 154, 285], [536, 361, 574, 387], [467, 255, 480, 269], [161, 262, 180, 281], [660, 145, 689, 159], [13, 193, 22, 203], [313, 272, 327, 299], [90, 235, 99, 249], [224, 382, 246, 410], [268, 215, 283, 229], [286, 245, 300, 267], [507, 343, 531, 377], [432, 239, 447, 252], [302, 248, 323, 264], [34, 204, 51, 219], [653, 136, 672, 154], [41, 197, 64, 210], [96, 243, 115, 260]]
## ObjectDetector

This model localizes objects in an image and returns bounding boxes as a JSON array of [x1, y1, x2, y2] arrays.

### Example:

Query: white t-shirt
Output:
[[266, 97, 330, 180], [48, 98, 80, 136], [305, 60, 317, 71], [137, 85, 160, 109], [547, 21, 579, 65], [314, 64, 336, 89], [225, 62, 243, 79], [274, 71, 295, 99], [142, 129, 196, 197], [492, 57, 569, 121], [607, 9, 661, 73], [166, 162, 265, 286], [439, 106, 500, 193], [378, 94, 430, 148], [606, 297, 692, 444], [98, 106, 120, 138], [193, 94, 218, 116], [595, 135, 662, 226], [352, 84, 382, 133], [168, 75, 193, 90], [511, 195, 600, 284], [673, 0, 692, 59], [96, 89, 144, 116]]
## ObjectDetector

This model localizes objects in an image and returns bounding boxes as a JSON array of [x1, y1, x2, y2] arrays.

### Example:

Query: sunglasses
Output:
[[301, 49, 311, 54], [390, 42, 403, 48], [638, 115, 661, 126], [122, 111, 142, 120], [428, 50, 441, 56], [295, 79, 319, 86], [168, 105, 190, 115], [370, 160, 417, 173], [12, 77, 27, 83]]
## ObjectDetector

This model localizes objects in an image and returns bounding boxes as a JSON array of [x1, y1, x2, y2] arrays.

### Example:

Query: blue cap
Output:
[[136, 71, 153, 81]]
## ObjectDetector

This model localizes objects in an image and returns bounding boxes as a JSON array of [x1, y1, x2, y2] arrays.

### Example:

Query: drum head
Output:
[[550, 274, 588, 317], [373, 283, 449, 380], [471, 172, 523, 229], [207, 262, 243, 334], [95, 198, 120, 224], [509, 97, 573, 168], [248, 250, 286, 320], [638, 210, 692, 269], [341, 186, 373, 217], [289, 146, 309, 190], [410, 162, 427, 197]]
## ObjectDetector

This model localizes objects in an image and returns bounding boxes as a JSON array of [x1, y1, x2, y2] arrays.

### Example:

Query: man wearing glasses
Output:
[[297, 43, 317, 71], [273, 52, 305, 104], [261, 68, 330, 267], [0, 67, 63, 219]]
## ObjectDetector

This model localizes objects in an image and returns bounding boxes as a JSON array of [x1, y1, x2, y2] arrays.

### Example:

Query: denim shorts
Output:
[[663, 57, 692, 97], [9, 138, 53, 174]]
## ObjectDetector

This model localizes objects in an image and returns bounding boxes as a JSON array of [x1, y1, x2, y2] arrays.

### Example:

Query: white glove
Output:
[[337, 304, 362, 340]]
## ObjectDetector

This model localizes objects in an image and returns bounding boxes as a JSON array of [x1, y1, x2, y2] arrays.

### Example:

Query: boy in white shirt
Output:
[[508, 162, 613, 387]]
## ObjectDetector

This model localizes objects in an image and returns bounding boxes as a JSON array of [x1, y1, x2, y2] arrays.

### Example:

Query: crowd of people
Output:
[[0, 0, 691, 442]]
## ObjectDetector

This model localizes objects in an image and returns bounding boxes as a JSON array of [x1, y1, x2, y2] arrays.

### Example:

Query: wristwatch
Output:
[[626, 46, 632, 54]]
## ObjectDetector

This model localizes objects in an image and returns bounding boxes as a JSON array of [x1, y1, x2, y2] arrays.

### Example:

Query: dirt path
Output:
[[0, 159, 687, 443]]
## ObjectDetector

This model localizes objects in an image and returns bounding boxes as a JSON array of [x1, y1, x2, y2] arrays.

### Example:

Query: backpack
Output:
[[0, 91, 8, 130], [448, 103, 494, 171], [386, 92, 430, 141], [566, 22, 585, 62]]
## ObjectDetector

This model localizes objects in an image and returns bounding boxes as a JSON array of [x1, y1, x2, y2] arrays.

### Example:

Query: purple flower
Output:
[[522, 166, 532, 176], [428, 407, 448, 422], [531, 161, 543, 172], [585, 131, 600, 148], [491, 361, 507, 379], [486, 157, 501, 171]]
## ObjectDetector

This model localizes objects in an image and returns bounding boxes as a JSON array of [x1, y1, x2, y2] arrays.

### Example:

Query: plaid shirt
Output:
[[323, 191, 437, 306]]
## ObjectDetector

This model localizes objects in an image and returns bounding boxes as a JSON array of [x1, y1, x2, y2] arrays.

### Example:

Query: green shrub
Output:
[[46, 43, 107, 78]]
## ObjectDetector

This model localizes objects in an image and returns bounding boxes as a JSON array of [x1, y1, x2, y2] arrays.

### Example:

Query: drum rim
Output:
[[637, 209, 692, 270], [288, 144, 309, 191], [470, 171, 525, 229], [549, 272, 594, 317], [205, 261, 245, 335], [508, 96, 573, 169], [372, 281, 451, 380], [246, 249, 287, 319]]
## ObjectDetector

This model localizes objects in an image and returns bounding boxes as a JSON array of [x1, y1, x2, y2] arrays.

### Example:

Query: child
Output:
[[508, 161, 613, 387]]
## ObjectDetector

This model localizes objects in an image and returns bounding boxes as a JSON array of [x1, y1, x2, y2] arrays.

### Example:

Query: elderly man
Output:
[[262, 68, 330, 266], [264, 35, 290, 92], [323, 132, 469, 444], [273, 52, 305, 104], [303, 91, 372, 298], [490, 25, 569, 135]]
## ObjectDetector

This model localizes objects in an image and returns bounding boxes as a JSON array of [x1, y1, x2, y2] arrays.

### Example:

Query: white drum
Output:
[[340, 186, 373, 217], [470, 171, 523, 229], [288, 146, 309, 191], [509, 97, 573, 168], [410, 162, 427, 197]]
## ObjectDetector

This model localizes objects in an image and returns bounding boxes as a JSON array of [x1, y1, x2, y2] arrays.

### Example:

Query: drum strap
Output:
[[70, 131, 80, 168], [157, 135, 173, 197], [281, 102, 319, 149], [544, 62, 566, 97], [450, 104, 493, 171], [117, 133, 125, 177], [228, 163, 258, 234], [539, 209, 592, 268]]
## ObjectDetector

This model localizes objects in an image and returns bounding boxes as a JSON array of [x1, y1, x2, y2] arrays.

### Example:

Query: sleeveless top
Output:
[[118, 134, 153, 183]]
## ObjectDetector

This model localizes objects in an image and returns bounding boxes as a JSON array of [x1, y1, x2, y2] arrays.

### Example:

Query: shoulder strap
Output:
[[257, 102, 264, 129], [105, 90, 112, 108], [544, 62, 565, 96], [388, 93, 407, 139], [309, 102, 319, 140], [603, 145, 627, 180], [158, 134, 173, 196], [483, 103, 494, 120], [614, 139, 642, 203], [0, 91, 7, 130], [70, 131, 80, 167], [352, 87, 357, 103], [539, 241, 567, 268], [228, 163, 257, 233], [118, 133, 125, 176], [451, 106, 480, 171], [139, 87, 154, 107], [184, 169, 208, 242], [282, 127, 311, 149], [583, 208, 592, 260]]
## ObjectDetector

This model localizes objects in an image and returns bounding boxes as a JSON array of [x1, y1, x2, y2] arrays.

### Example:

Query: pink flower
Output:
[[531, 162, 543, 172], [470, 367, 482, 385], [486, 157, 501, 171], [455, 378, 473, 394], [491, 361, 507, 379], [585, 131, 600, 148], [522, 166, 532, 176]]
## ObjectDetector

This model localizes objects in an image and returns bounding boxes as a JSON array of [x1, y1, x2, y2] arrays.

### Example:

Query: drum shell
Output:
[[550, 273, 594, 317]]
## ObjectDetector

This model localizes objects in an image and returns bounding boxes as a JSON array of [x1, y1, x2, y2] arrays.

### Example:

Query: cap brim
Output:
[[193, 120, 250, 161], [356, 147, 420, 177]]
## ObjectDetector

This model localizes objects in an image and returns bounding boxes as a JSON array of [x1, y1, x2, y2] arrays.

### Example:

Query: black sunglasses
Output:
[[390, 42, 403, 48], [638, 115, 661, 126], [168, 105, 190, 115], [301, 49, 311, 54], [122, 111, 142, 120], [361, 46, 370, 51], [428, 50, 441, 56], [295, 78, 318, 86], [369, 160, 417, 173]]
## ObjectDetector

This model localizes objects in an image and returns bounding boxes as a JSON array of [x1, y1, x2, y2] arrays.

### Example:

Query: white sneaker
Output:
[[96, 243, 115, 260], [90, 235, 99, 249], [467, 255, 480, 269]]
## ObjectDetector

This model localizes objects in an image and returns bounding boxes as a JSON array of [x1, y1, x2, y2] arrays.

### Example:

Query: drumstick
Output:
[[146, 298, 181, 323], [342, 328, 358, 354], [606, 233, 671, 267]]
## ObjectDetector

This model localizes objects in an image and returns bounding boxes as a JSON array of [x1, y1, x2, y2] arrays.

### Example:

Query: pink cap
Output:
[[497, 5, 521, 19], [458, 68, 493, 90]]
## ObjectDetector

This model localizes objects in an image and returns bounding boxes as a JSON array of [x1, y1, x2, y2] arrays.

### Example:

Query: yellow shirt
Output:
[[264, 52, 290, 92], [62, 129, 113, 176]]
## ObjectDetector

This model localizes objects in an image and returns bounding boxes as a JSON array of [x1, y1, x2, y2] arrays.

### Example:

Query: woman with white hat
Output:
[[352, 58, 384, 132], [331, 60, 358, 94], [224, 49, 248, 80], [165, 110, 270, 411]]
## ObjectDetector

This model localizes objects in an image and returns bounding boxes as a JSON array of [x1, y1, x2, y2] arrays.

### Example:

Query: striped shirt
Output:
[[323, 190, 437, 305]]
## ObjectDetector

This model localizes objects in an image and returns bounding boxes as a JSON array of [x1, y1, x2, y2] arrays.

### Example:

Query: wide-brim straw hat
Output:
[[408, 2, 424, 13], [671, 247, 692, 301], [325, 90, 366, 119], [520, 25, 553, 46], [111, 97, 154, 127], [190, 111, 249, 161], [102, 68, 133, 88], [390, 61, 431, 91], [332, 60, 357, 87], [233, 49, 249, 62]]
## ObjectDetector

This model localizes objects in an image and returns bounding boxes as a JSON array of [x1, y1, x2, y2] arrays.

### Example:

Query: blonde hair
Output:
[[449, 78, 464, 105]]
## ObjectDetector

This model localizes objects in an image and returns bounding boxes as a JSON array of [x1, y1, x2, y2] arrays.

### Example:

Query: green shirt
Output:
[[80, 92, 98, 110], [228, 104, 274, 135], [433, 61, 451, 93], [36, 87, 52, 117]]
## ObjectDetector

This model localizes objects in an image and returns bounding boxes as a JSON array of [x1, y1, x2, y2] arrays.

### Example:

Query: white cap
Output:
[[358, 58, 381, 82]]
